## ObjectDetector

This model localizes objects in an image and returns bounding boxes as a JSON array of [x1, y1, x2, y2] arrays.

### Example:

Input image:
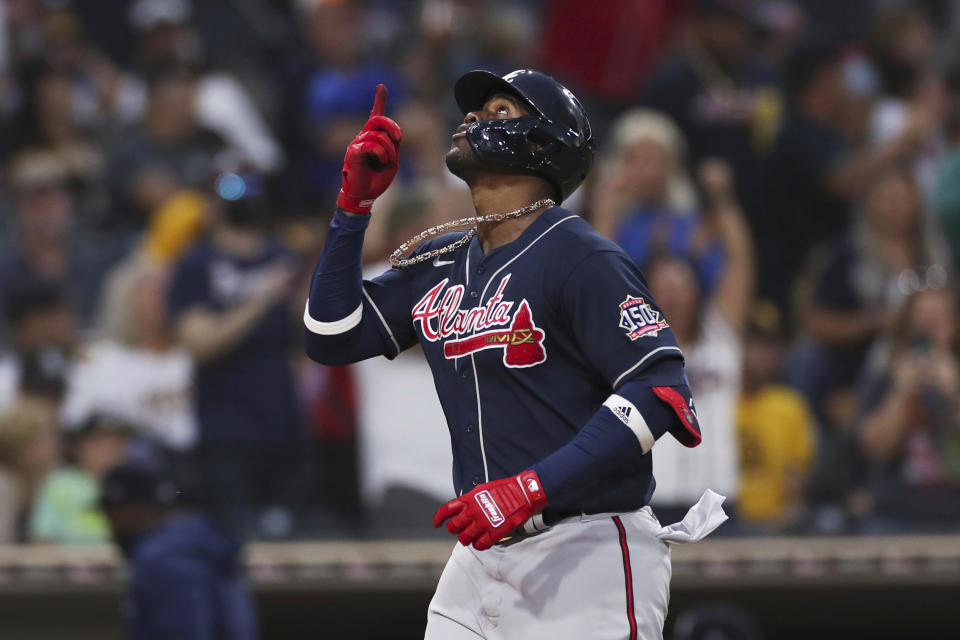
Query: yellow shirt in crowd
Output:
[[736, 385, 816, 525]]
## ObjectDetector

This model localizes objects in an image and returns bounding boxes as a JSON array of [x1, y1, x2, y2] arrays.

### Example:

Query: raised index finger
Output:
[[370, 84, 387, 118]]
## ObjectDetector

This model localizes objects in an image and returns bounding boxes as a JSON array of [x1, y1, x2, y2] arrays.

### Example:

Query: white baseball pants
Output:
[[425, 490, 727, 640]]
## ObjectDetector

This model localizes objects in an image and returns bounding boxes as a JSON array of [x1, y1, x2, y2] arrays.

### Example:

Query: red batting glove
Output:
[[432, 470, 548, 551], [336, 84, 402, 214]]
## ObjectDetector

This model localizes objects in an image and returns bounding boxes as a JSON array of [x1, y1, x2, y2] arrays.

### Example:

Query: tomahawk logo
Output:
[[412, 274, 547, 368], [475, 490, 505, 527], [443, 300, 546, 367]]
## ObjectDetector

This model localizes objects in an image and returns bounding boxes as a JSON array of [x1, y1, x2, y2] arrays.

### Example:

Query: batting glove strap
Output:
[[432, 470, 548, 551]]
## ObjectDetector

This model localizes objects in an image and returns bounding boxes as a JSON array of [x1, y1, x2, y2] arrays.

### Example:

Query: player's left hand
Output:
[[336, 83, 402, 214], [432, 470, 547, 550]]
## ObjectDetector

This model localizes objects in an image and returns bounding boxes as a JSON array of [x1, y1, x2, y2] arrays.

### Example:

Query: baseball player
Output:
[[304, 70, 727, 639]]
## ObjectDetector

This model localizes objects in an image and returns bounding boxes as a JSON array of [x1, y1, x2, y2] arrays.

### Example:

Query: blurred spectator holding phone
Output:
[[789, 164, 950, 532], [762, 38, 939, 312], [167, 171, 302, 539], [791, 166, 949, 431], [646, 159, 753, 529], [640, 0, 780, 229], [856, 286, 960, 533], [736, 301, 816, 533], [592, 109, 725, 295]]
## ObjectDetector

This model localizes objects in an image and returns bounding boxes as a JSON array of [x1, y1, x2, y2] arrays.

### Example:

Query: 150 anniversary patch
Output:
[[618, 295, 669, 340]]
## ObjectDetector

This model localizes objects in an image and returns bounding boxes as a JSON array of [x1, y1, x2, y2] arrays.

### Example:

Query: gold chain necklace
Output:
[[388, 198, 555, 267]]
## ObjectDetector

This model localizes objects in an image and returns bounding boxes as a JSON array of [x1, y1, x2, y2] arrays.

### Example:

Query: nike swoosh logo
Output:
[[433, 257, 455, 267]]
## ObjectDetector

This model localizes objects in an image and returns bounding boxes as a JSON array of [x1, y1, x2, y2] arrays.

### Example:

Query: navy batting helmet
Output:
[[454, 69, 594, 204]]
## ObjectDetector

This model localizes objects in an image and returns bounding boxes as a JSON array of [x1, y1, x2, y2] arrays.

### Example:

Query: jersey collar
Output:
[[468, 205, 566, 267]]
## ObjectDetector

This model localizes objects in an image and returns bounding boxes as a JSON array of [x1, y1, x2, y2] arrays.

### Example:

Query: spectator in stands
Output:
[[645, 159, 753, 530], [761, 38, 937, 311], [167, 172, 301, 539], [864, 5, 944, 194], [932, 62, 960, 259], [736, 301, 816, 533], [3, 59, 105, 199], [28, 414, 132, 544], [100, 461, 256, 640], [126, 0, 284, 174], [639, 0, 780, 229], [591, 109, 725, 294], [0, 399, 60, 543], [856, 286, 960, 533], [0, 279, 77, 410], [105, 65, 224, 230], [0, 152, 107, 325], [791, 166, 949, 431], [752, 0, 806, 69], [62, 258, 196, 452], [867, 4, 938, 131]]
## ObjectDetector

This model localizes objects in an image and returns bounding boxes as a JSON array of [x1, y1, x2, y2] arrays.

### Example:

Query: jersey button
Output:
[[472, 476, 481, 486], [477, 266, 485, 274], [465, 423, 474, 433], [461, 369, 469, 379], [470, 291, 478, 299]]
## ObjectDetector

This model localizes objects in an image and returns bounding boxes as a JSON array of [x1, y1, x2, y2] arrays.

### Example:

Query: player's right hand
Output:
[[432, 470, 548, 551], [336, 84, 402, 215]]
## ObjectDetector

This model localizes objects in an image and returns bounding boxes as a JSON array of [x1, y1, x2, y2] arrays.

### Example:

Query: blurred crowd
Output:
[[1, 0, 960, 551]]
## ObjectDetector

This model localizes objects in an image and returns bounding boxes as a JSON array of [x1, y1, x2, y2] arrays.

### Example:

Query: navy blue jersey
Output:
[[342, 207, 684, 512], [169, 238, 299, 446]]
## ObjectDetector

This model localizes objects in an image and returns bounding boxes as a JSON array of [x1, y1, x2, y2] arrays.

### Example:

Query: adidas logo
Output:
[[612, 405, 632, 424]]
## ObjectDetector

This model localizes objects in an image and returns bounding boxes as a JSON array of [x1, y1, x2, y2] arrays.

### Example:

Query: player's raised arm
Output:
[[303, 84, 413, 365]]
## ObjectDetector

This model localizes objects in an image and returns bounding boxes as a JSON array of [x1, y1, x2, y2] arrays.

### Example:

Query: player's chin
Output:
[[445, 143, 479, 179], [447, 134, 469, 152]]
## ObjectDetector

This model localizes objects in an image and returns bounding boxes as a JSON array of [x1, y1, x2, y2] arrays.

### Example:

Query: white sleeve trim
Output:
[[612, 346, 683, 389], [303, 300, 363, 335], [603, 393, 656, 454]]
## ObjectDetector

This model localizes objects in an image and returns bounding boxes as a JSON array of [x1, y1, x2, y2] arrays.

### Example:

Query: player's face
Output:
[[451, 93, 530, 144], [445, 93, 531, 179]]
